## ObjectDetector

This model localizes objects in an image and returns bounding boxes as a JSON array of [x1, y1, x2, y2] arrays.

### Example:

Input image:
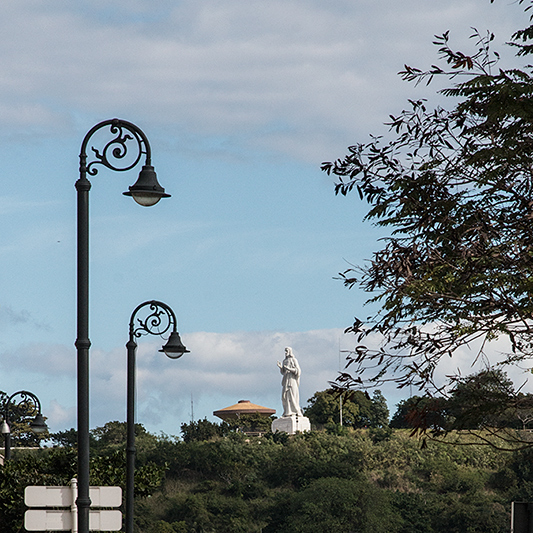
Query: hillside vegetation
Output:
[[2, 422, 533, 532]]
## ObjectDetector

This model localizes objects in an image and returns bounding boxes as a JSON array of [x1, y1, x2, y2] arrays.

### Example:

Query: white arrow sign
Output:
[[24, 509, 122, 532]]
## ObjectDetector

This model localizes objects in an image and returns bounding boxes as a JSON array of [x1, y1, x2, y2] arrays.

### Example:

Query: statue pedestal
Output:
[[271, 415, 311, 435]]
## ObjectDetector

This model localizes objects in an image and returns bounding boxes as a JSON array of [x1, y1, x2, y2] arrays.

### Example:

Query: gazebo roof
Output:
[[213, 400, 276, 420]]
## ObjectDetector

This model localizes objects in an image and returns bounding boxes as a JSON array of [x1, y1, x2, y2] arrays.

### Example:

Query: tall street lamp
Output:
[[1, 390, 48, 460], [126, 300, 189, 533], [76, 119, 171, 533]]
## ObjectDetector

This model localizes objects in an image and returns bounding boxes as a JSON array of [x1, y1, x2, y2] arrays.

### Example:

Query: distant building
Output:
[[213, 400, 276, 422]]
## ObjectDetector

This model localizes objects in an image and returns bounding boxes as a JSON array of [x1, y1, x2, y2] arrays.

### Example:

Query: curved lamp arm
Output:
[[2, 390, 48, 437], [78, 118, 170, 207], [129, 300, 189, 358]]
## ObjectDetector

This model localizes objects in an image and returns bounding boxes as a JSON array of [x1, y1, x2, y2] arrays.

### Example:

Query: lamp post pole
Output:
[[126, 300, 189, 533], [1, 390, 48, 461], [76, 119, 170, 533]]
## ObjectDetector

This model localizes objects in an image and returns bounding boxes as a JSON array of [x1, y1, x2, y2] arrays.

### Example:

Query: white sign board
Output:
[[25, 486, 71, 508], [24, 510, 70, 531], [24, 509, 122, 532], [88, 486, 122, 508], [25, 485, 122, 508], [24, 481, 122, 532]]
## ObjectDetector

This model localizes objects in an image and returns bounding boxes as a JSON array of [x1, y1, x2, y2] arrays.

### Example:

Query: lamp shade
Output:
[[0, 420, 9, 434], [29, 413, 48, 434], [159, 331, 190, 359], [123, 165, 171, 207]]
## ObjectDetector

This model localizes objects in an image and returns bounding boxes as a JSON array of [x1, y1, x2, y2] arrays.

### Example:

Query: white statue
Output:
[[277, 347, 303, 417]]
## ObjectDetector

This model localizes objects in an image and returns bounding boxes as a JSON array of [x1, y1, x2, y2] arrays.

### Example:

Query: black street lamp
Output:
[[1, 390, 48, 460], [76, 120, 170, 533], [126, 300, 189, 533]]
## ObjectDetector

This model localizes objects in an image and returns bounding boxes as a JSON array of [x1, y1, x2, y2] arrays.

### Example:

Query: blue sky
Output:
[[0, 0, 529, 436]]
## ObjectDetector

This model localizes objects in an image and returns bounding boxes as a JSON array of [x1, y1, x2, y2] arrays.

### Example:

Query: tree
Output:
[[515, 393, 533, 429], [370, 390, 390, 428], [447, 369, 518, 430], [390, 396, 449, 431], [390, 370, 533, 439], [304, 388, 388, 428], [322, 1, 533, 431], [224, 413, 275, 433], [180, 418, 229, 442], [281, 476, 398, 533], [49, 428, 78, 448], [305, 388, 369, 427]]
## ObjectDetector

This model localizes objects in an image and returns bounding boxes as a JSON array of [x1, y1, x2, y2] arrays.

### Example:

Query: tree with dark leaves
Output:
[[322, 1, 533, 446]]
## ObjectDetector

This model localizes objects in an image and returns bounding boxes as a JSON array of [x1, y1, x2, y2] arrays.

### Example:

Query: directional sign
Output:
[[88, 486, 122, 508], [25, 485, 122, 508], [24, 509, 122, 531], [24, 481, 122, 531], [25, 486, 70, 508], [24, 510, 70, 531]]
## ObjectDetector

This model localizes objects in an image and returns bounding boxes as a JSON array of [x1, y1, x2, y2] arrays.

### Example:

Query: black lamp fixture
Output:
[[76, 119, 171, 533], [125, 300, 188, 533], [159, 330, 189, 358], [123, 164, 170, 206], [1, 390, 48, 460]]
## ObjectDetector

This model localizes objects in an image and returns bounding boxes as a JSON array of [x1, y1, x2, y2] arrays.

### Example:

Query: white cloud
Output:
[[0, 343, 74, 378], [47, 400, 76, 430], [0, 329, 346, 434], [0, 0, 526, 160], [5, 326, 533, 435]]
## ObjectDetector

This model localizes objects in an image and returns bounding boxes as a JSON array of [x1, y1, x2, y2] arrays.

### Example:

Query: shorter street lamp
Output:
[[1, 390, 48, 460], [126, 300, 189, 533]]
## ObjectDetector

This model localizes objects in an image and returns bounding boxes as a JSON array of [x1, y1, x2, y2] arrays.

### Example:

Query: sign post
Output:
[[24, 479, 122, 532]]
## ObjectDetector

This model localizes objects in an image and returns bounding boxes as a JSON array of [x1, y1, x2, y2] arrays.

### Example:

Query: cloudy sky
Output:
[[0, 0, 529, 436]]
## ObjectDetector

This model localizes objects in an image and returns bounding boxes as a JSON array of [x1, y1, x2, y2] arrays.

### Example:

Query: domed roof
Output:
[[213, 400, 276, 420]]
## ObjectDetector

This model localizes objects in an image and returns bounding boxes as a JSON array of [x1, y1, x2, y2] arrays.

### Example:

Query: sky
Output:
[[0, 0, 530, 437]]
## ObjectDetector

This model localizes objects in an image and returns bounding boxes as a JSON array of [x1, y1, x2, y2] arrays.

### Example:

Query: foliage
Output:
[[279, 476, 398, 532], [0, 447, 76, 532], [90, 420, 158, 451], [225, 414, 276, 433], [305, 388, 367, 427], [390, 396, 449, 431], [370, 389, 390, 428], [389, 370, 533, 446], [321, 0, 533, 433], [181, 418, 229, 442], [0, 421, 169, 532], [49, 428, 78, 447], [137, 427, 512, 533], [181, 415, 274, 443], [447, 369, 519, 430], [304, 388, 389, 428], [0, 417, 524, 533]]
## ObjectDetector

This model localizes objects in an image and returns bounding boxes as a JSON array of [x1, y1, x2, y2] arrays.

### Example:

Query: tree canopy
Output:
[[304, 388, 389, 429], [389, 369, 533, 446], [322, 1, 533, 432], [7, 413, 533, 531]]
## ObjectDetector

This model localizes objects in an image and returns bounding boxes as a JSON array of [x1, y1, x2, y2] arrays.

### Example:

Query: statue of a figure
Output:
[[277, 347, 303, 417]]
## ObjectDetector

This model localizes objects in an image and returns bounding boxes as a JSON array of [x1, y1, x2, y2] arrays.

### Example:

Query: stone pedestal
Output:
[[271, 415, 311, 435]]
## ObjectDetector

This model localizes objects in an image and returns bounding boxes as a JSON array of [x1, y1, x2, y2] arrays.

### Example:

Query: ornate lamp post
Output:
[[1, 390, 48, 460], [126, 300, 189, 533], [76, 119, 171, 533]]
